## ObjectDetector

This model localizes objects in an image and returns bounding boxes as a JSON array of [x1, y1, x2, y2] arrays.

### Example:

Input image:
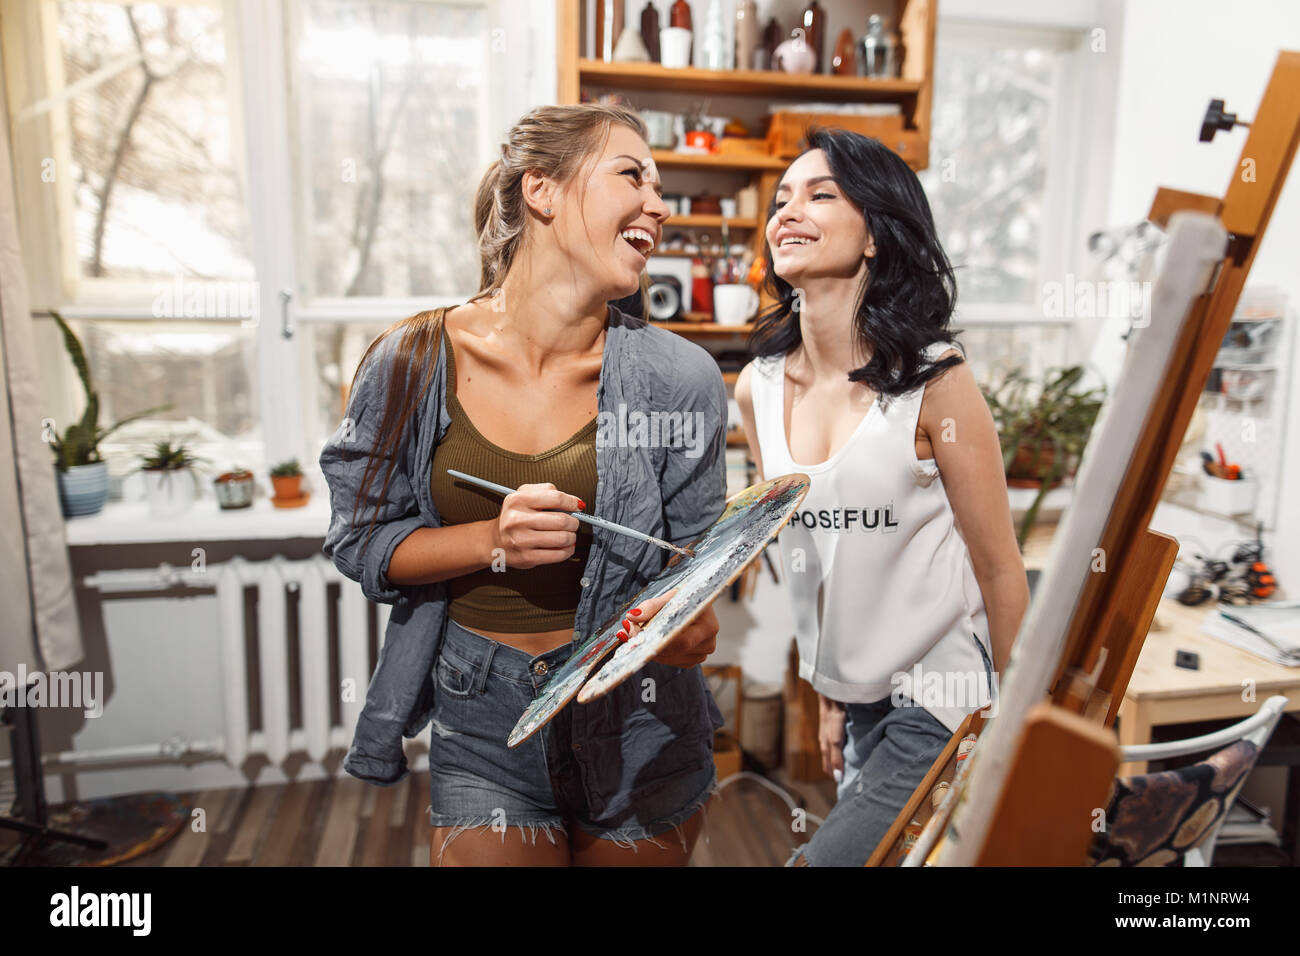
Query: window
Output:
[[6, 0, 541, 485], [51, 0, 253, 298], [290, 0, 499, 301], [918, 19, 1089, 381]]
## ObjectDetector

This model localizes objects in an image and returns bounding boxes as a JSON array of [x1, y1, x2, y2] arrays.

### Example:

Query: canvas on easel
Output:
[[869, 49, 1300, 867]]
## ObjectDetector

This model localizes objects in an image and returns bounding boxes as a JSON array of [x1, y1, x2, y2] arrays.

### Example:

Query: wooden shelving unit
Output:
[[667, 213, 758, 228], [651, 320, 754, 337], [578, 58, 924, 100], [649, 149, 787, 171], [560, 0, 936, 457]]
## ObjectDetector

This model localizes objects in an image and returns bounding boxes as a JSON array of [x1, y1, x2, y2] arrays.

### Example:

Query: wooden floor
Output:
[[89, 768, 837, 867], [7, 769, 1287, 865]]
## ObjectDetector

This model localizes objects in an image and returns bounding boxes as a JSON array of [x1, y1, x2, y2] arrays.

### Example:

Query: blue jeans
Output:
[[428, 618, 719, 860], [787, 695, 951, 867]]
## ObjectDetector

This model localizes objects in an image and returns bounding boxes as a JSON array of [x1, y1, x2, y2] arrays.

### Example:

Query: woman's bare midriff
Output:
[[460, 624, 577, 657]]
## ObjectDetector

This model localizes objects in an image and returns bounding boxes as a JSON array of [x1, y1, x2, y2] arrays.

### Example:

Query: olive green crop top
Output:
[[429, 330, 599, 632]]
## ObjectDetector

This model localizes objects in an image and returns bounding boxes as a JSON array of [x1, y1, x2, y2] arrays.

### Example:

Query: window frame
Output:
[[4, 0, 258, 310], [9, 2, 1108, 486], [8, 0, 551, 477], [928, 16, 1105, 338]]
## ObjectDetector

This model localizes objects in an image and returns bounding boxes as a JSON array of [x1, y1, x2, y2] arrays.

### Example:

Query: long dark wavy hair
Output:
[[750, 127, 964, 405]]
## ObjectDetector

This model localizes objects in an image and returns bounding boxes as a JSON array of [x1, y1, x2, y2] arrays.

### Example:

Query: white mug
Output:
[[713, 283, 759, 326], [641, 109, 676, 148], [660, 27, 692, 69]]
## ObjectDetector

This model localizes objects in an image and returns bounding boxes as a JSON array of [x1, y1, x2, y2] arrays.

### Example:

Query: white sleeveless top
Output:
[[748, 341, 995, 733]]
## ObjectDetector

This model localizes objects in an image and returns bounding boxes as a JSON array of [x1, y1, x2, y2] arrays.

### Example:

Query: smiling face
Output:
[[548, 123, 668, 300], [766, 148, 876, 284]]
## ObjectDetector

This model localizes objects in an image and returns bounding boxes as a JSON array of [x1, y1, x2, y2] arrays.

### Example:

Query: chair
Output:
[[1089, 695, 1288, 866]]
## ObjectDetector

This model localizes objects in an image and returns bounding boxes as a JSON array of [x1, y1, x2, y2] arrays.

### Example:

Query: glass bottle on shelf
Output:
[[699, 0, 730, 70], [670, 0, 693, 64], [641, 1, 660, 63], [801, 1, 825, 73], [759, 16, 782, 71], [859, 14, 900, 78], [735, 0, 759, 72], [595, 0, 624, 63]]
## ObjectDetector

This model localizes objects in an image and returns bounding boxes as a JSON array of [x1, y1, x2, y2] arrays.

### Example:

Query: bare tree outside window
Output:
[[58, 0, 252, 282], [295, 0, 490, 299], [295, 0, 497, 439], [50, 2, 259, 479]]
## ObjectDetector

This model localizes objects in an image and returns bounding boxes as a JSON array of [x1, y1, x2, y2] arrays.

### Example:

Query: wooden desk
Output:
[[1117, 599, 1300, 774], [1019, 520, 1300, 776]]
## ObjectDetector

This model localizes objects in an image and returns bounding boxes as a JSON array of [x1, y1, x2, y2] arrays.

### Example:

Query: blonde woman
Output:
[[736, 129, 1029, 866], [319, 105, 728, 866]]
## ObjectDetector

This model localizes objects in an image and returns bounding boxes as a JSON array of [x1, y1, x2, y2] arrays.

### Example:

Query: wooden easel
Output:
[[868, 50, 1300, 867]]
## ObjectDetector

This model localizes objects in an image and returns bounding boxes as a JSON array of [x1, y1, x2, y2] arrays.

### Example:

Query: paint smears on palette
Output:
[[507, 473, 810, 748]]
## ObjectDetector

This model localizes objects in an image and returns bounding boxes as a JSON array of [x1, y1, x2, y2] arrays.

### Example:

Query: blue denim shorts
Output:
[[427, 618, 721, 856]]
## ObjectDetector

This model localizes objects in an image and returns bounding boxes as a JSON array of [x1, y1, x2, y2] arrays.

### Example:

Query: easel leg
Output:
[[1116, 697, 1152, 776]]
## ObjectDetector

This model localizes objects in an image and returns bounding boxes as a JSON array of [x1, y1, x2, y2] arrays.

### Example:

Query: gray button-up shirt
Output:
[[319, 304, 728, 785]]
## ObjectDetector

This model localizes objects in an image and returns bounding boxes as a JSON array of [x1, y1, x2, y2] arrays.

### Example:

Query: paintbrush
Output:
[[446, 469, 695, 558]]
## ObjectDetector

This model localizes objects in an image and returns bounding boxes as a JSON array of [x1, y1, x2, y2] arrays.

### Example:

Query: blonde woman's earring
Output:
[[544, 207, 553, 216]]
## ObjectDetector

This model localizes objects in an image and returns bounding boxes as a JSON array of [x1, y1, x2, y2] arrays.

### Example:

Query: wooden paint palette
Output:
[[507, 473, 809, 748]]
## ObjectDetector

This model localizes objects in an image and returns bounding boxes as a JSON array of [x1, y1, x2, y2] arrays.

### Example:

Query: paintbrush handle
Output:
[[446, 469, 689, 557], [446, 470, 515, 498]]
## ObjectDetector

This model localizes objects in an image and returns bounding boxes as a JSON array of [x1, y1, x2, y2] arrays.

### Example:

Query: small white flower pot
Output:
[[142, 468, 197, 518]]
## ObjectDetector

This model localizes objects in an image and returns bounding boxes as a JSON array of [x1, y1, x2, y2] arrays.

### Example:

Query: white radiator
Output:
[[75, 555, 389, 771]]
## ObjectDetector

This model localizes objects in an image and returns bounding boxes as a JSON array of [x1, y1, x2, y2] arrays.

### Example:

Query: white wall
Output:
[[1104, 0, 1300, 588]]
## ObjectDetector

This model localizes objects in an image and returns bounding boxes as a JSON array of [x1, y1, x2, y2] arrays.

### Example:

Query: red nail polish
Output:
[[577, 499, 586, 510], [616, 630, 628, 643], [622, 618, 631, 630], [629, 608, 641, 617]]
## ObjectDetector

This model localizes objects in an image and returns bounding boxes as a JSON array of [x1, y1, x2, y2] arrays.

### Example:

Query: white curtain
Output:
[[0, 71, 82, 680]]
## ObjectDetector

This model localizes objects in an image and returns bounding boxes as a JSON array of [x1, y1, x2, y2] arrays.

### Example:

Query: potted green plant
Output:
[[48, 311, 171, 517], [269, 458, 306, 507], [139, 438, 207, 518], [214, 465, 256, 510], [982, 365, 1106, 549]]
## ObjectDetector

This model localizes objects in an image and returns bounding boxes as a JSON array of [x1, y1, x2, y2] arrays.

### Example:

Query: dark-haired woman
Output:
[[735, 129, 1029, 867], [319, 104, 728, 866]]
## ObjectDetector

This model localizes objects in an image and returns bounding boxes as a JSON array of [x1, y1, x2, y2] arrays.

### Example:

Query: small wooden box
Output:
[[717, 136, 771, 157], [766, 111, 906, 159], [713, 730, 743, 780], [704, 664, 744, 781]]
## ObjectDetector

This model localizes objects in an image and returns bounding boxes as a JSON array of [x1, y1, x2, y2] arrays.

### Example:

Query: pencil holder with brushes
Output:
[[1197, 469, 1259, 516]]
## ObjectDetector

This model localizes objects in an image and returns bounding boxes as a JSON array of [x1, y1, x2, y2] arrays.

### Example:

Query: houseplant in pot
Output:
[[982, 364, 1106, 549], [214, 466, 256, 510], [139, 438, 207, 518], [269, 459, 307, 507], [48, 311, 170, 517]]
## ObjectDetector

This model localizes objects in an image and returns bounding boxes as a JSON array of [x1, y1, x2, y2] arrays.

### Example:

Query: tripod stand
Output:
[[1, 699, 107, 866]]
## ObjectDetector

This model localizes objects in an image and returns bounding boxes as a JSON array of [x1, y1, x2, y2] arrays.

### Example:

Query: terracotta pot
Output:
[[1006, 442, 1066, 489], [271, 474, 302, 499]]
